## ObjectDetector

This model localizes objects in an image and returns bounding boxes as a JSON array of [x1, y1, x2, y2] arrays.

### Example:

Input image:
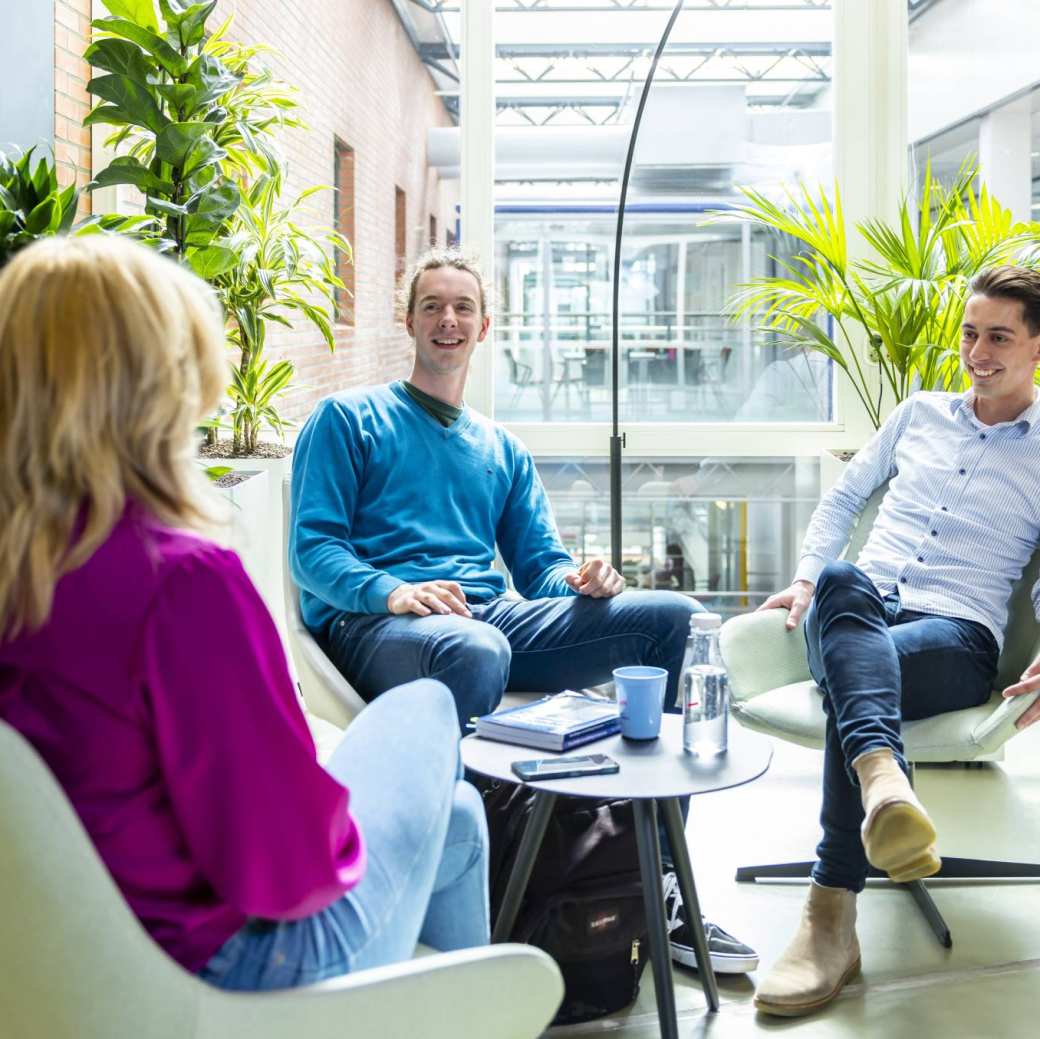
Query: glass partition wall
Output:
[[479, 1, 837, 604], [494, 212, 833, 425]]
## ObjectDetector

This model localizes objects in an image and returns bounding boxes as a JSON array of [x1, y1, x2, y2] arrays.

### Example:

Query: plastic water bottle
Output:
[[679, 611, 723, 673], [681, 613, 729, 756]]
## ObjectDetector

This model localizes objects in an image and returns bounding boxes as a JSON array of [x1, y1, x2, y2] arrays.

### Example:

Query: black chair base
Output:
[[735, 857, 1040, 949]]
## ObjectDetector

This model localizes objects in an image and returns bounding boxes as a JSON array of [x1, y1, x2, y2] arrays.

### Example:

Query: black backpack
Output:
[[478, 777, 650, 1025]]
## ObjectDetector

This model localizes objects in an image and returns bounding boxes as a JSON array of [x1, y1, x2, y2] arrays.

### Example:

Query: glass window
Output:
[[486, 2, 835, 425], [533, 455, 819, 618]]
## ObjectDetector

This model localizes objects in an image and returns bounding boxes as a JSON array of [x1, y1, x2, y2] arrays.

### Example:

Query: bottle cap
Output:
[[690, 612, 722, 631]]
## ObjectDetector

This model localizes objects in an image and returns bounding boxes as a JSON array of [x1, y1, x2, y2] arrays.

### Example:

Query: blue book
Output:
[[475, 691, 620, 751]]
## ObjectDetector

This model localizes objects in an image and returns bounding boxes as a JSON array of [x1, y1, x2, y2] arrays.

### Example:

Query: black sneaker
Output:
[[662, 871, 759, 974]]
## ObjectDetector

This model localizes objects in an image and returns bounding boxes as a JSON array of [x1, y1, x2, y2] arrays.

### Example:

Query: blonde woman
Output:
[[0, 236, 488, 990]]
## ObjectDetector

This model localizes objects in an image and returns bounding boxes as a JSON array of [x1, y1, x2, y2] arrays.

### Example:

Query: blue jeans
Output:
[[199, 680, 490, 990], [327, 590, 699, 865], [804, 562, 998, 892], [326, 590, 700, 731]]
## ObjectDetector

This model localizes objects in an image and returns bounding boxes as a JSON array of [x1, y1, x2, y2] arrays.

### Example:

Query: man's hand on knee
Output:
[[387, 581, 472, 618], [758, 580, 815, 630], [564, 558, 625, 598], [1002, 653, 1040, 730]]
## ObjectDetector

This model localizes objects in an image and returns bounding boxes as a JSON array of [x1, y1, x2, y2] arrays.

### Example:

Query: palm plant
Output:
[[726, 165, 1040, 429], [216, 173, 350, 453]]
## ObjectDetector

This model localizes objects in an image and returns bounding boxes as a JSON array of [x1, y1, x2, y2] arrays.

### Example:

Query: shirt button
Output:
[[980, 433, 987, 440], [959, 468, 966, 475], [899, 578, 907, 584], [931, 530, 938, 536], [917, 556, 924, 562], [941, 506, 948, 512]]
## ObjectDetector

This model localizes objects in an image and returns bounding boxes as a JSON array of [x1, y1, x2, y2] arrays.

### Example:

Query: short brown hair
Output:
[[969, 265, 1040, 335], [399, 248, 491, 319]]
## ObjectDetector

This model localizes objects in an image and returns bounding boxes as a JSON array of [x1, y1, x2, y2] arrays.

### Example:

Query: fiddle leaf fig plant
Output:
[[85, 1, 298, 276], [83, 1, 349, 457]]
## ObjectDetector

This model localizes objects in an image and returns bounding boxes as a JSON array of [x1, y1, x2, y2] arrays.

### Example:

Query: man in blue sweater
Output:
[[289, 249, 758, 975]]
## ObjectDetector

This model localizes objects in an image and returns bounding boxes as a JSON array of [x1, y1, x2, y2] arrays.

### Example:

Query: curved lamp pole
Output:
[[610, 0, 686, 571]]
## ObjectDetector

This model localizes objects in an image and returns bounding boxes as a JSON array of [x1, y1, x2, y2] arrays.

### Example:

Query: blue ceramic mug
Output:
[[613, 665, 668, 740]]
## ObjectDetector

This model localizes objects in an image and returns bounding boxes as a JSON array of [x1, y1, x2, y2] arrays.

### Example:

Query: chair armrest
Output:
[[197, 944, 563, 1039], [971, 689, 1040, 755], [288, 622, 366, 728], [720, 610, 812, 703]]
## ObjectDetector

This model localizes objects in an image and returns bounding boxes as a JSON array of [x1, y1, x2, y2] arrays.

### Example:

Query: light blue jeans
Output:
[[199, 679, 490, 990]]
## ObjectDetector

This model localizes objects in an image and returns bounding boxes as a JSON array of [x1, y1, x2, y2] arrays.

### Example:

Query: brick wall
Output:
[[61, 0, 457, 423], [54, 0, 92, 218], [209, 0, 458, 422]]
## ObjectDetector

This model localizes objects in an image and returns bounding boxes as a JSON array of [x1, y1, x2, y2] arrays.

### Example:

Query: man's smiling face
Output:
[[960, 293, 1040, 412], [406, 266, 490, 378]]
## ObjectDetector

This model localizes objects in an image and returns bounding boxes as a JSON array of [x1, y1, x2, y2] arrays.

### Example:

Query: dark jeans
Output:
[[804, 561, 999, 892], [326, 590, 699, 865]]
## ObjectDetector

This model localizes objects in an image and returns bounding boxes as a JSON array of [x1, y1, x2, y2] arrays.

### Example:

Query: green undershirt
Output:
[[402, 380, 463, 427]]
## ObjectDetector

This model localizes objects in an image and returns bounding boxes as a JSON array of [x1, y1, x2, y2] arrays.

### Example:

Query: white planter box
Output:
[[819, 448, 855, 494], [211, 453, 293, 638]]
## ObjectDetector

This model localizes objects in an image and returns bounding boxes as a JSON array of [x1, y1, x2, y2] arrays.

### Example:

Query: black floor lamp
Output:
[[610, 0, 686, 571]]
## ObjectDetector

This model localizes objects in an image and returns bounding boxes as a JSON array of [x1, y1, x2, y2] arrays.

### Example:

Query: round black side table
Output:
[[462, 716, 771, 1037]]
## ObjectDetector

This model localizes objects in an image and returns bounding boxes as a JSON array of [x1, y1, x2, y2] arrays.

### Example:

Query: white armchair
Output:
[[0, 720, 564, 1039], [282, 475, 367, 727], [719, 484, 1040, 947]]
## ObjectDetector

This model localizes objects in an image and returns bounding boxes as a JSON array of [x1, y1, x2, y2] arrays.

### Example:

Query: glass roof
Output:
[[400, 1, 833, 126]]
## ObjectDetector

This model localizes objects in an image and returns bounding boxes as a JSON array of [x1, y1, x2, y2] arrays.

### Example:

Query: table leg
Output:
[[660, 797, 720, 1013], [491, 790, 557, 942], [633, 799, 679, 1039]]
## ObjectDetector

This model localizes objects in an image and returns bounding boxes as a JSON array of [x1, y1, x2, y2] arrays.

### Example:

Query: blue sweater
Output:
[[289, 382, 577, 636]]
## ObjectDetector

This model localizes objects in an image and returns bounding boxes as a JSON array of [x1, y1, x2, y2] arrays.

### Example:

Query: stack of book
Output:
[[474, 690, 620, 751]]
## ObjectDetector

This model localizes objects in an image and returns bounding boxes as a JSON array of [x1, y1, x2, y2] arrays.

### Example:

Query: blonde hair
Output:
[[0, 235, 227, 637]]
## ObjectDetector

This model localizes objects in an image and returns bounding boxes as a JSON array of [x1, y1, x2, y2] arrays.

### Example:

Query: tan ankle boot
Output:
[[854, 748, 940, 883], [754, 883, 860, 1017]]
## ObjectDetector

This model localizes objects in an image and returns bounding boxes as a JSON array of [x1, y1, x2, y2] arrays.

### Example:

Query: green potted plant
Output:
[[206, 171, 349, 458], [726, 165, 1040, 433], [0, 147, 80, 267], [82, 1, 350, 619]]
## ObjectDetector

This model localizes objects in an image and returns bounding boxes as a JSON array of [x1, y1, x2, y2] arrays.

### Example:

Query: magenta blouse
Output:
[[0, 505, 365, 972]]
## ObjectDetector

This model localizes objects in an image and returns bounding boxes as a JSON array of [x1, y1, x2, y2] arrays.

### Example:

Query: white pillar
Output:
[[833, 0, 908, 440], [979, 95, 1033, 224], [460, 1, 496, 415]]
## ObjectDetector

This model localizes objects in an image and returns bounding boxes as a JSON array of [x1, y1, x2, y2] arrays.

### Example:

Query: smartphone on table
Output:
[[511, 753, 620, 782]]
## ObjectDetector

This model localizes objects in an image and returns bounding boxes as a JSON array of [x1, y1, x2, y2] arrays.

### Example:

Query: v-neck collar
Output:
[[390, 381, 473, 438]]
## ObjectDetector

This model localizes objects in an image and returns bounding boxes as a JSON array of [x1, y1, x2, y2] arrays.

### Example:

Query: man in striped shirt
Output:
[[753, 265, 1040, 1017]]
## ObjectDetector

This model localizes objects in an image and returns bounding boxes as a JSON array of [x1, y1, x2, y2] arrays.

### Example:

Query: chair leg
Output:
[[737, 852, 1040, 952], [735, 861, 814, 882], [901, 880, 952, 948], [927, 857, 1040, 879]]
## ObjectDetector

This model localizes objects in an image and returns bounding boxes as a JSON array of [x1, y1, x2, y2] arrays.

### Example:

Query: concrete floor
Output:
[[545, 722, 1040, 1039]]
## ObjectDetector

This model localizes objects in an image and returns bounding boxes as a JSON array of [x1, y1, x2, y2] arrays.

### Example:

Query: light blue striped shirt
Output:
[[796, 390, 1040, 649]]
